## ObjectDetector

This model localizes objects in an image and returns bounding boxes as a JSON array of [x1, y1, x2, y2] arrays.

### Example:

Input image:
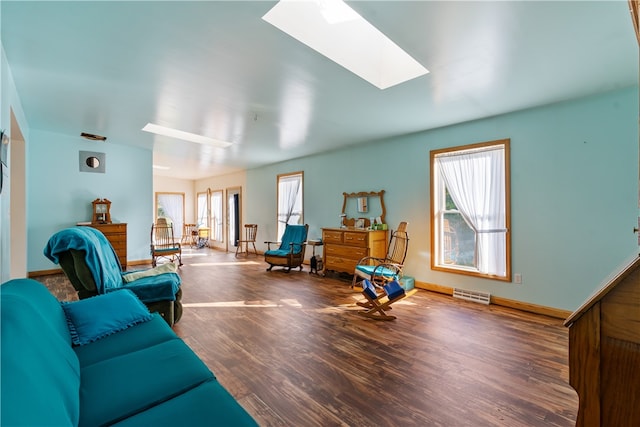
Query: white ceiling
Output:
[[2, 1, 637, 180]]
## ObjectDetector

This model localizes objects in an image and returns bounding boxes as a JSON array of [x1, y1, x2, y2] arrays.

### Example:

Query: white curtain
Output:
[[211, 191, 223, 242], [197, 193, 207, 228], [157, 193, 184, 239], [278, 174, 302, 238], [436, 146, 506, 276]]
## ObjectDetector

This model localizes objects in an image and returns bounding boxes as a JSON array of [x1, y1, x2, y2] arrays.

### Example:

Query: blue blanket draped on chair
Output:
[[44, 227, 179, 301], [44, 227, 122, 294]]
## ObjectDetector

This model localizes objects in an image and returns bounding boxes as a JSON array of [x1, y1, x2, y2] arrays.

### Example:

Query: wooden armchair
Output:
[[264, 224, 308, 272], [236, 224, 258, 257], [151, 219, 183, 267]]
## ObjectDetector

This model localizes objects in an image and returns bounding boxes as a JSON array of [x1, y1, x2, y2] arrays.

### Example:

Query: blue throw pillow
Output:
[[61, 289, 153, 346]]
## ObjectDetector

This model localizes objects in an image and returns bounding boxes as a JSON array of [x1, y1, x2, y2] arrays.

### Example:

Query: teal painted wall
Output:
[[28, 130, 153, 272], [246, 87, 639, 311]]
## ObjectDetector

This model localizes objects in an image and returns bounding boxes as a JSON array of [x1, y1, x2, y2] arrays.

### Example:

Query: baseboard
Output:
[[28, 258, 151, 277], [28, 268, 62, 278], [128, 259, 151, 267], [415, 280, 571, 320]]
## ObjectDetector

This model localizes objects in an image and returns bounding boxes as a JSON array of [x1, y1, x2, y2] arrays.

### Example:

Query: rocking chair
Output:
[[264, 224, 308, 272], [151, 219, 183, 267], [352, 222, 409, 288], [357, 279, 407, 320]]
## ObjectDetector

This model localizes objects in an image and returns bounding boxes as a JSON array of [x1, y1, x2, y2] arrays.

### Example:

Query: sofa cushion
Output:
[[111, 379, 258, 427], [74, 313, 178, 368], [62, 289, 153, 346], [0, 279, 81, 426], [78, 339, 215, 427]]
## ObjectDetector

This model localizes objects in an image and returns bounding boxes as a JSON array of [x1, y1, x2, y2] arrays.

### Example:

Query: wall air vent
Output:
[[453, 288, 491, 305], [81, 132, 107, 142]]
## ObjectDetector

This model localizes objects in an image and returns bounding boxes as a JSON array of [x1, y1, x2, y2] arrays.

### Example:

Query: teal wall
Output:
[[27, 130, 153, 272], [246, 87, 639, 311]]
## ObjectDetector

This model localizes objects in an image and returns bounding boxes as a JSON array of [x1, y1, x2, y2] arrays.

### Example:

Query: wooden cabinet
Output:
[[322, 227, 388, 274], [564, 256, 640, 426], [80, 223, 127, 270]]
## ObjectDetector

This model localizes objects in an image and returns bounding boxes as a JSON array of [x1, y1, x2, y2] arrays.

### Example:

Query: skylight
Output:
[[262, 0, 429, 89], [142, 123, 233, 148]]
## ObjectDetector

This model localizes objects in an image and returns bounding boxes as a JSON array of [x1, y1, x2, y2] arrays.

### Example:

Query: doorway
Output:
[[226, 187, 241, 253]]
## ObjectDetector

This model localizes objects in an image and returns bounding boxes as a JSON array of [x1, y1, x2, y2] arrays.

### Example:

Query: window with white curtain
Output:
[[277, 171, 303, 239], [197, 192, 207, 227], [431, 139, 511, 281], [156, 192, 185, 239], [210, 190, 223, 242]]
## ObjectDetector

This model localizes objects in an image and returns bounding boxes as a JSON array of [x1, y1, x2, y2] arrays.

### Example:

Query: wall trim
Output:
[[415, 280, 571, 320], [28, 258, 152, 278]]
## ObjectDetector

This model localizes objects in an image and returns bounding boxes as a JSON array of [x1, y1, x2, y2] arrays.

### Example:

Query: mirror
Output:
[[357, 196, 368, 213], [341, 190, 385, 228], [86, 156, 100, 168], [79, 150, 106, 173]]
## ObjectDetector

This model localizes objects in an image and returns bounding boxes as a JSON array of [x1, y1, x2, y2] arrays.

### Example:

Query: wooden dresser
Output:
[[321, 227, 388, 274], [80, 223, 127, 270]]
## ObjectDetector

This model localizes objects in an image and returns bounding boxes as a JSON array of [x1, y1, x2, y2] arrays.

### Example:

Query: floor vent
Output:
[[453, 288, 491, 305]]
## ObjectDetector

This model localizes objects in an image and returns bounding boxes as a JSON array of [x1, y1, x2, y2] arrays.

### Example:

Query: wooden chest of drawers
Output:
[[80, 223, 127, 270], [321, 227, 388, 275]]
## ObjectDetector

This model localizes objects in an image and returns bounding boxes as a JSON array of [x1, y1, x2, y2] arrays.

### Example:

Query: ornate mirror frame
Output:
[[341, 190, 385, 227]]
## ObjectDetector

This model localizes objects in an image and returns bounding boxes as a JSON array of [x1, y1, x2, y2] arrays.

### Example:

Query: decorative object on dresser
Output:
[[91, 198, 112, 224], [78, 222, 127, 270], [351, 222, 409, 288]]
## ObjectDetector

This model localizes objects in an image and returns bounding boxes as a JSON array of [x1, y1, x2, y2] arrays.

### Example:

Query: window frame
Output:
[[430, 139, 511, 282], [276, 171, 304, 239]]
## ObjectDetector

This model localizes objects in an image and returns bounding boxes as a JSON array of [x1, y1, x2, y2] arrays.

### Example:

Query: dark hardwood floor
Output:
[[39, 247, 578, 426]]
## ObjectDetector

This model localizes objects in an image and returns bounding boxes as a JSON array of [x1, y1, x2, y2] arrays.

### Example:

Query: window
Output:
[[197, 192, 208, 228], [277, 171, 303, 239], [210, 190, 223, 242], [430, 139, 511, 281], [156, 193, 185, 239]]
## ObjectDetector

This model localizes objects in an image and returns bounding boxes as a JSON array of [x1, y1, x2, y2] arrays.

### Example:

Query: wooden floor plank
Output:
[[37, 247, 578, 426]]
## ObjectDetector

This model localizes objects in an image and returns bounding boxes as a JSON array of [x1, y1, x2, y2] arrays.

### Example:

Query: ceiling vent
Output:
[[81, 132, 107, 142]]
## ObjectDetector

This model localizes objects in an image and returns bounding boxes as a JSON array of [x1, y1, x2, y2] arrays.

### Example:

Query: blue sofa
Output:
[[0, 278, 258, 427]]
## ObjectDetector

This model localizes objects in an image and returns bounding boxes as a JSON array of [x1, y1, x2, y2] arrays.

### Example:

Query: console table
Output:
[[79, 223, 127, 270], [321, 227, 388, 275]]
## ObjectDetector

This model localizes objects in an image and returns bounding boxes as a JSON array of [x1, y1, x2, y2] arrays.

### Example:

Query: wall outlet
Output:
[[514, 273, 522, 284]]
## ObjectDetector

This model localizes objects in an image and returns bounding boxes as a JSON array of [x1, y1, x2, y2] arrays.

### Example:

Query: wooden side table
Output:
[[308, 240, 323, 275]]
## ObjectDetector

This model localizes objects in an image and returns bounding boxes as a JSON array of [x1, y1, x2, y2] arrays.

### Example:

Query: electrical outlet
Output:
[[514, 273, 522, 284]]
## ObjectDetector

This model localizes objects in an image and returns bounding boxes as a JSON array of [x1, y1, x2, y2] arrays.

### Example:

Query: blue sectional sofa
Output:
[[0, 278, 258, 427]]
